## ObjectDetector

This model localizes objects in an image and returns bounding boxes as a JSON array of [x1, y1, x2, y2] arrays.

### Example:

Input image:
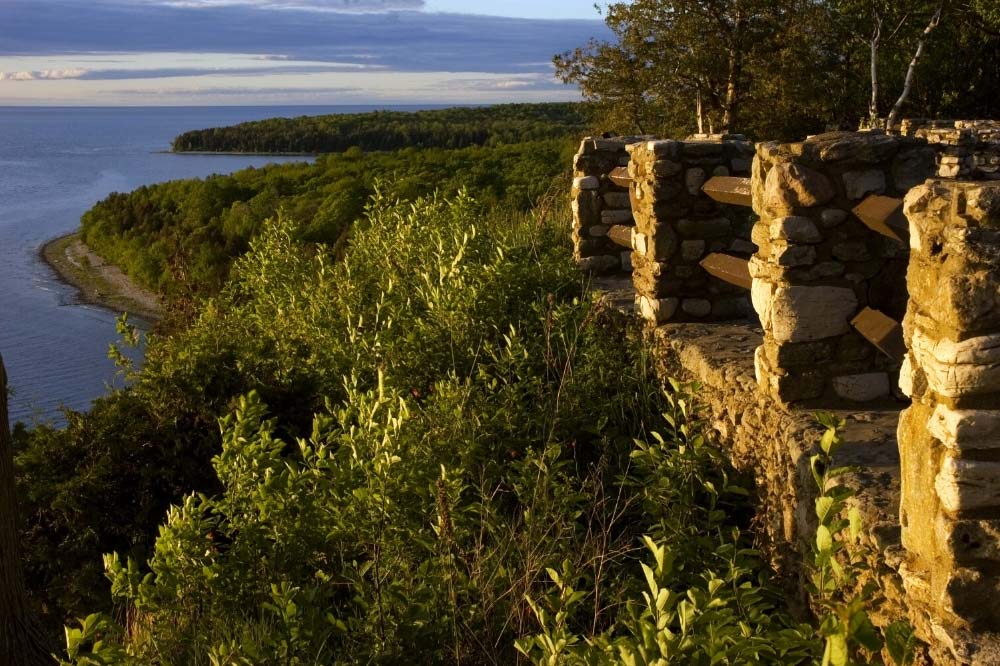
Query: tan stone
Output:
[[832, 373, 891, 402], [911, 329, 1000, 398], [753, 281, 859, 343], [763, 163, 836, 212], [928, 405, 1000, 451], [574, 176, 599, 190], [935, 456, 1000, 515], [770, 216, 822, 243], [639, 295, 680, 324]]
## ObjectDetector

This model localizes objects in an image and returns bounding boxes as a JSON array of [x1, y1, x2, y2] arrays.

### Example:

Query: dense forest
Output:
[[82, 139, 575, 297], [171, 103, 589, 154]]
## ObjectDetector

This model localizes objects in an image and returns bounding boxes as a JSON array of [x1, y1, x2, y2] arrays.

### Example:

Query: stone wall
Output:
[[572, 135, 652, 273], [750, 131, 937, 404], [627, 136, 756, 324], [898, 180, 1000, 640], [897, 120, 1000, 180]]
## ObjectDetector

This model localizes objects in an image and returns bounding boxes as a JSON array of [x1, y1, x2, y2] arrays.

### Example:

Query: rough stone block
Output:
[[603, 192, 631, 208], [935, 456, 1000, 515], [753, 281, 859, 343], [763, 163, 836, 212], [682, 299, 712, 317], [681, 240, 706, 262], [602, 209, 634, 225], [639, 295, 680, 324], [574, 176, 600, 190], [832, 373, 891, 402], [770, 216, 822, 243], [843, 169, 887, 200], [577, 255, 620, 273], [928, 405, 1000, 452], [911, 329, 1000, 398]]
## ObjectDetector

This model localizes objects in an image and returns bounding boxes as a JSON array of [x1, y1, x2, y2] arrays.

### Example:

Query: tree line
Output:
[[171, 103, 589, 154], [556, 0, 1000, 140]]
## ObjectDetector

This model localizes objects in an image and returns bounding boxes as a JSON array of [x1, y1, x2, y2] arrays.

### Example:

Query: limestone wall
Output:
[[898, 180, 1000, 637], [897, 120, 1000, 180], [572, 135, 652, 273], [750, 132, 937, 404], [627, 136, 756, 324]]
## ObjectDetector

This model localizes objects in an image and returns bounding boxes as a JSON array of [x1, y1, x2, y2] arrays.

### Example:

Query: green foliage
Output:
[[170, 103, 589, 153], [809, 413, 919, 666], [80, 139, 575, 296]]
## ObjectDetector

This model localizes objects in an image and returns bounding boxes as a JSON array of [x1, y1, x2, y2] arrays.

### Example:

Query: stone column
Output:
[[572, 135, 652, 273], [627, 136, 755, 324], [898, 179, 1000, 634], [750, 131, 936, 403]]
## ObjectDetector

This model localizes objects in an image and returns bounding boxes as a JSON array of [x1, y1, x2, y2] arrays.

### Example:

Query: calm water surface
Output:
[[0, 106, 377, 424]]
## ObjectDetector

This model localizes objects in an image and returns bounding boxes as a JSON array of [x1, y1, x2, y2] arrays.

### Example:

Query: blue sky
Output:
[[0, 0, 609, 106]]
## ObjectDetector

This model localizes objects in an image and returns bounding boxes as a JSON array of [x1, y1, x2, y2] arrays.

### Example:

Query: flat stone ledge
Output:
[[648, 320, 999, 664]]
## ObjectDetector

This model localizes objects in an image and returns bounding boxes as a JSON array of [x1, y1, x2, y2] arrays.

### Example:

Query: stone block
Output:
[[682, 299, 712, 317], [928, 405, 1000, 452], [843, 169, 887, 200], [587, 225, 610, 237], [936, 516, 1000, 564], [763, 162, 836, 212], [653, 160, 683, 177], [681, 240, 706, 262], [892, 147, 937, 191], [753, 281, 859, 343], [577, 255, 620, 273], [820, 208, 849, 228], [603, 192, 631, 208], [602, 209, 634, 224], [910, 330, 1000, 398], [686, 168, 707, 195], [935, 456, 1000, 515], [574, 176, 600, 190], [639, 296, 680, 324], [774, 244, 817, 267], [677, 217, 731, 238], [832, 373, 891, 402], [770, 216, 822, 243]]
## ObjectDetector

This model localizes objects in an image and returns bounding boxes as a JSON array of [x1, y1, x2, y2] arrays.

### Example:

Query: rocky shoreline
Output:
[[40, 232, 162, 322]]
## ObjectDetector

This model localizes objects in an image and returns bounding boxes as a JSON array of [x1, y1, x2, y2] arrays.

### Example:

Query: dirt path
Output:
[[41, 233, 162, 321]]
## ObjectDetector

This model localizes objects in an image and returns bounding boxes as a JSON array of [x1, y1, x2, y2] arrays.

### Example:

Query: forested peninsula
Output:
[[171, 103, 589, 154]]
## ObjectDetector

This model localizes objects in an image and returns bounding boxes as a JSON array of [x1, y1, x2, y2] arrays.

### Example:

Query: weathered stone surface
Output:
[[587, 224, 610, 237], [833, 373, 891, 402], [928, 405, 1000, 452], [770, 216, 822, 243], [653, 159, 683, 177], [677, 217, 731, 238], [936, 456, 1000, 515], [820, 208, 849, 228], [639, 295, 680, 323], [893, 147, 937, 191], [936, 517, 1000, 564], [843, 169, 887, 200], [764, 163, 836, 211], [911, 330, 1000, 398], [833, 240, 872, 261], [603, 192, 631, 208], [574, 176, 600, 190], [774, 244, 817, 267], [681, 240, 706, 262], [682, 298, 712, 317], [685, 167, 707, 195], [809, 131, 899, 163], [602, 209, 634, 224], [753, 281, 859, 343]]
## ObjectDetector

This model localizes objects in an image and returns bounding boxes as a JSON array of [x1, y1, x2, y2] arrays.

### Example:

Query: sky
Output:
[[0, 0, 610, 106]]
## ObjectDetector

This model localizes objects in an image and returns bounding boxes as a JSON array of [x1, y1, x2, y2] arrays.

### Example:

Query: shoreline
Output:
[[40, 233, 163, 322], [162, 150, 318, 157]]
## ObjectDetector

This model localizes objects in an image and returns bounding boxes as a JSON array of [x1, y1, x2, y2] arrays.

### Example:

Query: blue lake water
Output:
[[0, 105, 401, 424]]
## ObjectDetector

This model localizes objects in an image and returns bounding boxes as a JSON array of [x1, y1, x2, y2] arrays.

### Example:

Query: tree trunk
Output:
[[869, 18, 882, 125], [696, 88, 705, 135], [886, 6, 944, 131], [721, 45, 743, 133], [0, 356, 50, 665]]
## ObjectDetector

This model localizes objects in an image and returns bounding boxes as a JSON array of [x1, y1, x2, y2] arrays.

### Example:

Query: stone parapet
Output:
[[750, 131, 937, 404], [896, 120, 1000, 180], [572, 134, 653, 273], [898, 180, 1000, 639], [626, 137, 755, 323]]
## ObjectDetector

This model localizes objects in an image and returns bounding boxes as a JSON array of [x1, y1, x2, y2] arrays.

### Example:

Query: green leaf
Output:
[[816, 525, 834, 554]]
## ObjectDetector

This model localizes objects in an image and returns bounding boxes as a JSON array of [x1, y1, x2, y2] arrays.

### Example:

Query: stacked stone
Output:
[[898, 119, 1000, 180], [898, 180, 1000, 633], [572, 135, 653, 273], [626, 136, 756, 324], [750, 131, 937, 403]]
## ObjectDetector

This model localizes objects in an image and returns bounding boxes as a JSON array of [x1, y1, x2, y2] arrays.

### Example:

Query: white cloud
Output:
[[0, 68, 89, 81]]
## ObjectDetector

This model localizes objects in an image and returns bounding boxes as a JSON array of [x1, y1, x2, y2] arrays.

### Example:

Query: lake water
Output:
[[0, 105, 391, 425]]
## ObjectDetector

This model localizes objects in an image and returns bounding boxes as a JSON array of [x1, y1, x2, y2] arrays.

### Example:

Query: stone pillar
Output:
[[750, 131, 936, 403], [572, 135, 652, 273], [898, 119, 1000, 180], [898, 180, 1000, 634], [627, 136, 756, 324]]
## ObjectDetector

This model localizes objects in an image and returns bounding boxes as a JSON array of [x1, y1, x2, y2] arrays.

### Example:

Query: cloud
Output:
[[0, 68, 89, 81], [2, 1, 609, 74]]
